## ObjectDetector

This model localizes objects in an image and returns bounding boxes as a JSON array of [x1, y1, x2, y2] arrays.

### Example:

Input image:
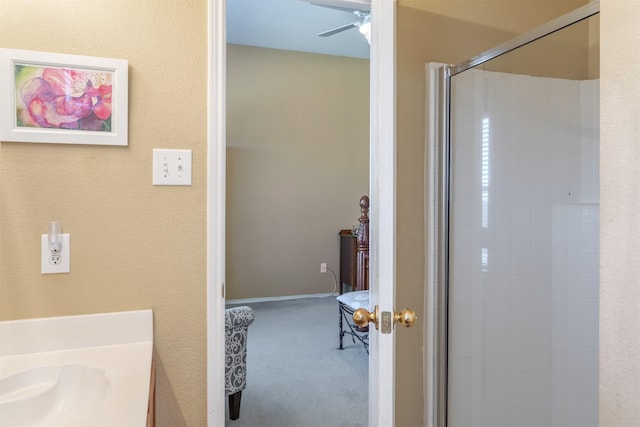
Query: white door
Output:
[[206, 0, 398, 425]]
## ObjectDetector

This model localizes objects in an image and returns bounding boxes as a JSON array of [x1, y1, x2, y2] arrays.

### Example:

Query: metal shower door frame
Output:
[[433, 2, 600, 425]]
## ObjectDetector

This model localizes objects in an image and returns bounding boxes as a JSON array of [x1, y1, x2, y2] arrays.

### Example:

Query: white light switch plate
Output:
[[153, 149, 192, 186], [41, 234, 70, 274]]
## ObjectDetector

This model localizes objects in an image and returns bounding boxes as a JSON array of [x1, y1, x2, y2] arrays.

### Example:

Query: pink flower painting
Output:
[[15, 65, 113, 132]]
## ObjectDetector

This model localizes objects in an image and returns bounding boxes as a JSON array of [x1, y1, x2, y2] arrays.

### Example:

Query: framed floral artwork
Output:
[[0, 49, 128, 146]]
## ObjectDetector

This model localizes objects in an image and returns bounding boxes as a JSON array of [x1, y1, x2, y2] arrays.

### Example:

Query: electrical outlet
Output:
[[320, 262, 327, 273], [41, 234, 70, 274]]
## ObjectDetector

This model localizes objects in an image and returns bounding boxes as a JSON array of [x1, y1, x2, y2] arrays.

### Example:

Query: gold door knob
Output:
[[394, 308, 417, 327], [353, 306, 417, 331], [353, 305, 379, 330]]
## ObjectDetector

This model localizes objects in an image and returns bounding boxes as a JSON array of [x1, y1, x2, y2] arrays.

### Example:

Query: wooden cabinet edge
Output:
[[147, 359, 156, 427]]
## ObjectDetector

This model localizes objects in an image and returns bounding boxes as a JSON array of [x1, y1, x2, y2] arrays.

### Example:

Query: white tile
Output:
[[495, 226, 513, 250], [532, 297, 553, 323], [449, 357, 473, 386], [482, 350, 511, 379], [484, 376, 512, 404], [510, 322, 533, 350], [567, 392, 598, 427], [448, 409, 472, 427], [510, 371, 534, 399], [448, 382, 472, 413], [531, 322, 553, 348], [511, 347, 534, 374], [552, 270, 568, 296], [568, 297, 598, 325], [551, 248, 568, 274], [551, 391, 568, 427], [483, 401, 512, 427], [511, 397, 535, 425], [567, 223, 582, 248], [511, 274, 533, 299], [451, 250, 474, 281], [486, 301, 511, 327], [492, 250, 514, 276], [531, 225, 551, 249], [451, 279, 473, 306], [511, 225, 532, 250], [567, 345, 598, 372], [471, 273, 497, 305], [581, 249, 599, 275], [531, 274, 553, 297], [567, 322, 598, 348], [510, 299, 533, 324], [495, 199, 513, 226], [578, 273, 599, 299], [512, 195, 533, 227], [531, 368, 553, 395], [531, 249, 551, 274], [581, 223, 599, 249], [552, 346, 569, 384], [552, 317, 569, 347], [493, 276, 513, 301], [450, 331, 473, 360], [485, 326, 511, 353], [452, 226, 474, 253], [450, 303, 473, 334]]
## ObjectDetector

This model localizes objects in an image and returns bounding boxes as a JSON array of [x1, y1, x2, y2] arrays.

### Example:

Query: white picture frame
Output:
[[0, 48, 128, 146]]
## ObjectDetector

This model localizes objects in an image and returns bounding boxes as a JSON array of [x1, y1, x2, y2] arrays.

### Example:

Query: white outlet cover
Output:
[[41, 234, 70, 274], [152, 149, 192, 186]]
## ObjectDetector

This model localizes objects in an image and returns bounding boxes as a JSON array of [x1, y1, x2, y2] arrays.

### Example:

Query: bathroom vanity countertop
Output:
[[0, 310, 153, 427]]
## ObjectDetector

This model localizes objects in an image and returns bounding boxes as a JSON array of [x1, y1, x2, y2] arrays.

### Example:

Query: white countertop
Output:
[[0, 310, 153, 427]]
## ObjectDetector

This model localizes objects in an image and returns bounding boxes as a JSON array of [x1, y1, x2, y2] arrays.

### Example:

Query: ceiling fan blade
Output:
[[310, 3, 359, 13], [317, 21, 359, 37], [308, 0, 371, 12]]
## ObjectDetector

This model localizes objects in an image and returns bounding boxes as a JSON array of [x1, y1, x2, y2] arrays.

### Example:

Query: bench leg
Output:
[[228, 391, 242, 420]]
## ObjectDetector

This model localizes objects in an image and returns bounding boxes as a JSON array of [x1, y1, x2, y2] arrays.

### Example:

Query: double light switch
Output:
[[152, 149, 192, 186]]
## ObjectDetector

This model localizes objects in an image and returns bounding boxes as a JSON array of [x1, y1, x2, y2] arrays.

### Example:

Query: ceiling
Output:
[[227, 0, 371, 59]]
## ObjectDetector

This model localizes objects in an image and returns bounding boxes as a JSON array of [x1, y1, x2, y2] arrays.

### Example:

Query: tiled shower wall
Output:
[[448, 69, 599, 427]]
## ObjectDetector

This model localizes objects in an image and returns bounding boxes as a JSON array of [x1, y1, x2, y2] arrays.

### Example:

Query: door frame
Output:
[[367, 0, 397, 425], [206, 0, 397, 424]]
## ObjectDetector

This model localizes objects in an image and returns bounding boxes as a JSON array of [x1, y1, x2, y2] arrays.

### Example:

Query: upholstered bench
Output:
[[336, 290, 370, 353]]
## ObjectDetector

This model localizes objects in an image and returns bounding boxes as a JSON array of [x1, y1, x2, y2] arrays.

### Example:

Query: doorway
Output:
[[208, 1, 399, 424], [432, 3, 600, 426]]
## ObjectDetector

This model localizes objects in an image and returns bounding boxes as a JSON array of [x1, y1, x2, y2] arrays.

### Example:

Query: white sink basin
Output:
[[0, 310, 152, 427], [0, 364, 109, 426]]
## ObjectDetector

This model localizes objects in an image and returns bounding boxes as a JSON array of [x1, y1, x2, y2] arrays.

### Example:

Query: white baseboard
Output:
[[226, 292, 335, 305]]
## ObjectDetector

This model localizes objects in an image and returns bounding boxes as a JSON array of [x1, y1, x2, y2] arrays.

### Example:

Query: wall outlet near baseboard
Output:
[[320, 262, 327, 273]]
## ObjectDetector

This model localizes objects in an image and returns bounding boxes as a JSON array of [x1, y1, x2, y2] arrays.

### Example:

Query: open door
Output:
[[206, 0, 401, 425]]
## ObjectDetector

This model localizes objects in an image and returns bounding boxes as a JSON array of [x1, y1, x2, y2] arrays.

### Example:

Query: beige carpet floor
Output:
[[226, 296, 368, 427]]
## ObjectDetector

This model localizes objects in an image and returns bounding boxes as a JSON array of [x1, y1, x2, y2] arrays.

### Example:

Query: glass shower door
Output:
[[445, 11, 599, 427]]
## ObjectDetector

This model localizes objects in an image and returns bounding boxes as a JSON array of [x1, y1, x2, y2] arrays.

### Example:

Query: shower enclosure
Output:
[[432, 2, 600, 426]]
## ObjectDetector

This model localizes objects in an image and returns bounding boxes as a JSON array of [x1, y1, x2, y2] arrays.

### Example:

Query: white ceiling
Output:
[[227, 0, 371, 59]]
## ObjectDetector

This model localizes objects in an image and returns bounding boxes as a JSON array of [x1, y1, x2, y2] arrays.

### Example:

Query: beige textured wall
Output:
[[0, 1, 207, 426], [395, 1, 588, 424], [600, 0, 640, 425], [226, 44, 369, 300]]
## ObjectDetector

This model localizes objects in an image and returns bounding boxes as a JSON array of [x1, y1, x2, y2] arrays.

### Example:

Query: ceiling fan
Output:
[[307, 0, 371, 43], [316, 10, 371, 38]]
